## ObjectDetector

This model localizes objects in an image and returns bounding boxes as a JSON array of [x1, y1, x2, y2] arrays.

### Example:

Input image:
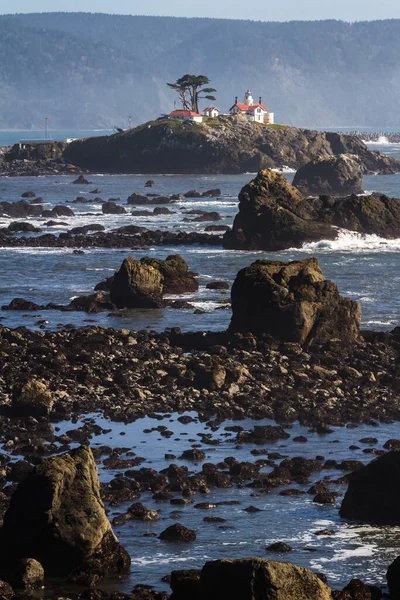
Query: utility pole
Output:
[[128, 116, 132, 130], [44, 117, 48, 140]]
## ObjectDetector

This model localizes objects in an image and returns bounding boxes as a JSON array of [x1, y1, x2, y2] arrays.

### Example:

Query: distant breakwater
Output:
[[350, 131, 400, 143]]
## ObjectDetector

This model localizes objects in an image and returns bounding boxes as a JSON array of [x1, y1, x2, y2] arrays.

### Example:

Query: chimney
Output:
[[259, 96, 262, 104], [235, 96, 238, 105]]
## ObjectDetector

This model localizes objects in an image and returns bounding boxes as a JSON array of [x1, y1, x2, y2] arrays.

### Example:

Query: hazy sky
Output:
[[1, 0, 400, 21]]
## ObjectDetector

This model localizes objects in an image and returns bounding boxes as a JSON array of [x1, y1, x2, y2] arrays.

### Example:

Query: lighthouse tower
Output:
[[244, 90, 254, 106]]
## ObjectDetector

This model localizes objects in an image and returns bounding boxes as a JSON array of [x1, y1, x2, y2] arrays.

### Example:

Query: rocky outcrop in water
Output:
[[229, 258, 361, 345], [223, 169, 400, 251], [62, 118, 400, 175], [0, 445, 130, 578], [340, 451, 400, 525], [110, 257, 164, 308], [0, 142, 85, 177], [292, 154, 364, 196], [110, 255, 198, 309], [195, 558, 332, 600]]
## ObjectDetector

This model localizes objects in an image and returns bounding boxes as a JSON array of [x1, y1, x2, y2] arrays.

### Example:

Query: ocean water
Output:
[[0, 155, 399, 332], [47, 413, 400, 593]]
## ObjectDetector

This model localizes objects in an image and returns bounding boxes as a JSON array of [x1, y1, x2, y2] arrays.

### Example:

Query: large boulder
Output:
[[229, 257, 361, 345], [196, 558, 332, 600], [293, 154, 364, 196], [141, 255, 198, 294], [110, 256, 164, 308], [223, 169, 400, 250], [387, 557, 400, 599], [340, 451, 400, 525], [0, 446, 130, 578]]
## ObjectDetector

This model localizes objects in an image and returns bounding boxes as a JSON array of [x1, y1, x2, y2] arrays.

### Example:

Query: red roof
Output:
[[170, 110, 201, 117], [204, 107, 218, 112], [230, 102, 268, 112]]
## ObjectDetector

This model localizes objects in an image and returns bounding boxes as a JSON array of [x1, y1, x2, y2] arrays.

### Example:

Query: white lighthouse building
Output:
[[229, 90, 274, 124]]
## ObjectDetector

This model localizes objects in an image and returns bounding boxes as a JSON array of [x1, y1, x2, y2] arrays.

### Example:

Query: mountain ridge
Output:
[[2, 13, 400, 128]]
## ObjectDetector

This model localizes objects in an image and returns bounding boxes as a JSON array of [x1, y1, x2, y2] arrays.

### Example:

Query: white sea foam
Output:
[[296, 229, 400, 253]]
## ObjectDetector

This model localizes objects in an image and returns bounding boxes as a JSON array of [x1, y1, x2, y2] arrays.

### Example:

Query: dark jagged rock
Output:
[[170, 569, 201, 600], [266, 542, 292, 552], [340, 451, 400, 524], [293, 154, 364, 196], [72, 175, 91, 184], [224, 170, 400, 251], [0, 446, 130, 578], [63, 118, 400, 175], [127, 193, 171, 205], [8, 222, 40, 233], [2, 298, 43, 311], [64, 292, 114, 313], [387, 557, 400, 599], [196, 558, 332, 600], [229, 258, 361, 345], [69, 224, 105, 235], [21, 191, 36, 198], [102, 202, 126, 215], [110, 257, 164, 308], [159, 523, 196, 542]]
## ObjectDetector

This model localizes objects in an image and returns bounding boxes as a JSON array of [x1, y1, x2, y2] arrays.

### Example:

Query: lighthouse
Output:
[[244, 90, 254, 106]]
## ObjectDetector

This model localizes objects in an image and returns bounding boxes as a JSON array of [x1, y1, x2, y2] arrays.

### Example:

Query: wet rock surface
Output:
[[340, 451, 400, 524], [229, 258, 361, 345], [223, 169, 400, 251], [196, 557, 332, 600], [0, 445, 130, 578], [293, 154, 364, 196]]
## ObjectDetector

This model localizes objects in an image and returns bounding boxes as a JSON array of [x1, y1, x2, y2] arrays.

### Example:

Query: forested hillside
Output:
[[1, 13, 400, 128]]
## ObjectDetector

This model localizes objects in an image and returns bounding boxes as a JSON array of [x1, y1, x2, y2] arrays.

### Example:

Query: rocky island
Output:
[[3, 117, 400, 176]]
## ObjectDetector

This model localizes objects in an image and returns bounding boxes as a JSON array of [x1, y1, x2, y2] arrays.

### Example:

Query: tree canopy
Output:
[[167, 74, 217, 113]]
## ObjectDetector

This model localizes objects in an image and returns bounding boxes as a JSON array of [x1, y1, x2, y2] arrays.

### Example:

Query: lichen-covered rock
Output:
[[293, 154, 364, 196], [11, 379, 53, 418], [141, 255, 198, 294], [110, 256, 163, 308], [224, 169, 400, 250], [229, 257, 361, 345], [7, 558, 44, 590], [197, 558, 332, 600], [340, 451, 400, 525], [0, 446, 130, 578]]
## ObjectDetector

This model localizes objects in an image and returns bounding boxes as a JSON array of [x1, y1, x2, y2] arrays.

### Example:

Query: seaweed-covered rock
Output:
[[340, 451, 400, 525], [293, 154, 364, 196], [0, 446, 130, 578], [224, 169, 400, 250], [197, 557, 332, 600], [229, 258, 361, 345], [110, 257, 163, 308]]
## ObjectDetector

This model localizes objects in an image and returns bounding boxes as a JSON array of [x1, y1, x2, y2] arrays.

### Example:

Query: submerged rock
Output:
[[197, 557, 332, 600], [340, 451, 400, 525], [223, 169, 400, 250], [229, 257, 361, 345], [293, 154, 364, 196], [0, 446, 130, 578]]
